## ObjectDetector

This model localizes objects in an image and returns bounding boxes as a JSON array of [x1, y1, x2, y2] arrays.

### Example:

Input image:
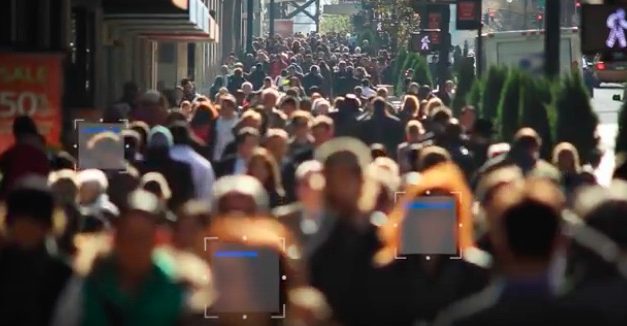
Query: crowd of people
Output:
[[2, 32, 627, 326]]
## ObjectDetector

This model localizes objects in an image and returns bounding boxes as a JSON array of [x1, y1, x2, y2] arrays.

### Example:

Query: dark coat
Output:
[[139, 149, 195, 210], [356, 110, 405, 159], [302, 72, 325, 94]]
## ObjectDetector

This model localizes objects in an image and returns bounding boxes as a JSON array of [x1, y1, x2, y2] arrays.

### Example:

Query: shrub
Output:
[[481, 66, 509, 121], [497, 69, 522, 142], [555, 72, 599, 164], [519, 73, 554, 159], [452, 57, 476, 116]]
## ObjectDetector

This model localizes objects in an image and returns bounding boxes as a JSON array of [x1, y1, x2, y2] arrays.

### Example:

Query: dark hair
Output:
[[503, 199, 560, 259], [280, 96, 299, 109], [13, 115, 39, 138], [181, 78, 192, 87], [169, 122, 193, 146], [51, 151, 76, 171], [6, 188, 54, 227]]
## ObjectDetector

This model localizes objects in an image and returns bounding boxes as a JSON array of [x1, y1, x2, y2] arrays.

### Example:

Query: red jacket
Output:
[[0, 141, 50, 197]]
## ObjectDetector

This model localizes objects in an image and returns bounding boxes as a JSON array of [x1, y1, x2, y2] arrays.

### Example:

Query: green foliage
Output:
[[519, 73, 554, 159], [320, 14, 353, 34], [451, 57, 476, 116], [481, 66, 509, 121], [555, 72, 599, 164], [394, 52, 432, 95], [616, 87, 627, 154], [497, 69, 522, 143], [467, 78, 483, 111]]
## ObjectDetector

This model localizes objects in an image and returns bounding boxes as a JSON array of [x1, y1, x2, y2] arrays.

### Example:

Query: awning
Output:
[[103, 0, 218, 42]]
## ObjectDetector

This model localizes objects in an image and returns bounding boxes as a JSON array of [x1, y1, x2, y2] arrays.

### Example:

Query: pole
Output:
[[269, 0, 275, 40], [315, 0, 320, 33], [545, 0, 560, 78], [524, 0, 528, 30], [437, 4, 450, 92], [476, 22, 483, 77], [246, 0, 254, 54]]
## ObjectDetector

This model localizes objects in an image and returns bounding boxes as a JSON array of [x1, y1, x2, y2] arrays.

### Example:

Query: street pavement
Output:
[[591, 85, 623, 186]]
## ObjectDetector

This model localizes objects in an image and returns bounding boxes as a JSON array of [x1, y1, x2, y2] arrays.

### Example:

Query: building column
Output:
[[177, 42, 189, 81]]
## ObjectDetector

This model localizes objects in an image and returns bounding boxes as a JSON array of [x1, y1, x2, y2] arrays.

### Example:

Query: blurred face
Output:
[[265, 136, 287, 162], [240, 117, 261, 129], [460, 110, 476, 131], [242, 84, 253, 95], [280, 103, 297, 117], [293, 118, 310, 138], [8, 217, 49, 249], [263, 94, 278, 110], [115, 212, 156, 278], [220, 101, 236, 118], [324, 164, 362, 213], [297, 172, 324, 206], [180, 102, 193, 118], [238, 136, 259, 159], [263, 79, 272, 88], [248, 157, 271, 185], [183, 82, 194, 94], [557, 151, 576, 173], [407, 129, 422, 143], [218, 193, 258, 215], [312, 125, 333, 147], [79, 181, 102, 205]]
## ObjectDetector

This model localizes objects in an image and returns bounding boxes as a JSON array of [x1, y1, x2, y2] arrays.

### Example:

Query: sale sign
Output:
[[0, 53, 63, 153]]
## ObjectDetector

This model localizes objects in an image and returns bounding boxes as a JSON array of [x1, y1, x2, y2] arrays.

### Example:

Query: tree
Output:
[[320, 14, 353, 34], [519, 73, 554, 159], [412, 54, 432, 87], [616, 87, 627, 154], [452, 57, 476, 116], [467, 77, 483, 111], [497, 69, 522, 142], [481, 66, 509, 121], [555, 72, 599, 164]]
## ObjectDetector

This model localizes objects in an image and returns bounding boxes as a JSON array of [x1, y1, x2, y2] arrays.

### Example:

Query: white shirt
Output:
[[170, 145, 216, 201], [213, 116, 238, 161], [362, 86, 377, 98], [233, 156, 247, 175]]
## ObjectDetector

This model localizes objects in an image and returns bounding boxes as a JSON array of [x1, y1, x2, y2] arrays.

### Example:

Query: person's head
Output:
[[312, 115, 334, 147], [317, 138, 371, 216], [370, 143, 388, 159], [48, 169, 79, 205], [289, 76, 301, 87], [261, 88, 280, 110], [512, 128, 542, 161], [405, 120, 425, 143], [489, 178, 564, 272], [407, 82, 420, 95], [181, 78, 194, 94], [77, 169, 109, 205], [401, 95, 420, 115], [130, 121, 150, 153], [444, 80, 455, 93], [312, 99, 331, 116], [295, 160, 324, 208], [233, 68, 244, 77], [247, 147, 284, 194], [169, 121, 194, 147], [236, 127, 261, 160], [137, 90, 169, 127], [310, 65, 319, 73], [459, 106, 477, 132], [264, 128, 289, 162], [279, 96, 299, 117], [263, 77, 273, 89], [239, 109, 263, 130], [140, 172, 172, 204], [212, 175, 269, 215], [5, 178, 54, 249], [372, 97, 387, 114], [219, 95, 238, 118], [291, 110, 313, 139], [552, 142, 581, 174], [242, 82, 254, 96], [147, 125, 174, 152], [115, 190, 162, 279], [377, 87, 388, 99], [220, 65, 229, 75], [417, 146, 451, 172], [190, 102, 217, 129], [180, 100, 193, 119], [12, 115, 39, 141]]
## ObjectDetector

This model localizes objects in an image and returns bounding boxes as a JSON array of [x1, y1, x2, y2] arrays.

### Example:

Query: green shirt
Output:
[[82, 257, 184, 326]]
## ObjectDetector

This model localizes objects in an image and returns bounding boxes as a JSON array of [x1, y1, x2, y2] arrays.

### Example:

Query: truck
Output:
[[478, 27, 582, 76]]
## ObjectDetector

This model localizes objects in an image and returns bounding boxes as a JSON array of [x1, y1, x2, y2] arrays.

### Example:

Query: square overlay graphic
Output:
[[76, 122, 125, 170]]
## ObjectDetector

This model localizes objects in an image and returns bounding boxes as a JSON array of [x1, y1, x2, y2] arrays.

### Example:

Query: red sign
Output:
[[428, 12, 442, 45], [0, 53, 63, 153], [274, 19, 294, 37], [458, 2, 477, 21]]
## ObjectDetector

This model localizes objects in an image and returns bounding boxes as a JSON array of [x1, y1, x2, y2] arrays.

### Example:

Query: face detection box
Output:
[[399, 195, 459, 256], [77, 122, 125, 170]]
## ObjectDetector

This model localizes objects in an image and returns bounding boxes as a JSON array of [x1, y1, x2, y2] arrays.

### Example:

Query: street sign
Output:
[[456, 0, 481, 30], [410, 32, 440, 53]]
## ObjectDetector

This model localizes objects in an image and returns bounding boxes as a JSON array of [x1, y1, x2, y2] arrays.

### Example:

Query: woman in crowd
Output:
[[247, 147, 286, 208]]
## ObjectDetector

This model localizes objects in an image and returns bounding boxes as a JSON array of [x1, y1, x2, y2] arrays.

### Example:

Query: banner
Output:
[[274, 19, 294, 37], [0, 53, 63, 153]]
